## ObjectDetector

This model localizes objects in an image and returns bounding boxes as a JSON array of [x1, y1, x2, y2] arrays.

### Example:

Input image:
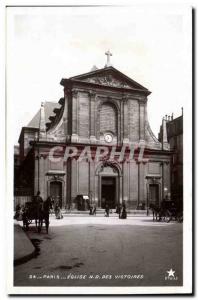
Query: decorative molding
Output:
[[160, 161, 170, 166], [71, 89, 79, 97], [83, 74, 132, 89], [46, 170, 65, 177], [97, 96, 121, 113], [139, 97, 147, 104], [122, 96, 129, 103], [95, 161, 122, 176], [89, 90, 96, 98]]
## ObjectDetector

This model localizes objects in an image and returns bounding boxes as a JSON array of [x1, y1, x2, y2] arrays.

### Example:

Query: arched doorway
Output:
[[96, 162, 121, 209], [50, 181, 62, 208], [101, 176, 116, 209]]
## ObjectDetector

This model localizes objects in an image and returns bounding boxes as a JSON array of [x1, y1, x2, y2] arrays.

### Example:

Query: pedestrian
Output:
[[120, 203, 127, 219], [34, 191, 44, 208], [55, 204, 63, 219], [89, 204, 93, 215], [92, 203, 96, 216], [14, 204, 21, 220], [116, 203, 122, 218], [105, 203, 110, 217], [33, 191, 44, 222]]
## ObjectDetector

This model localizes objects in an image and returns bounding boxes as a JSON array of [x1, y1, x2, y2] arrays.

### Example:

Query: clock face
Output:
[[104, 133, 113, 143]]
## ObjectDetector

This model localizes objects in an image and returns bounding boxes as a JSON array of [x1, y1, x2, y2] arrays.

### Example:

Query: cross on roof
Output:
[[105, 50, 112, 67]]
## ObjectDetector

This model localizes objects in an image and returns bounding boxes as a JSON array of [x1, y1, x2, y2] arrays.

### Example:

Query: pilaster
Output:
[[123, 97, 129, 144], [89, 91, 97, 142], [71, 89, 79, 142], [123, 162, 129, 201], [139, 100, 145, 142], [138, 161, 146, 206]]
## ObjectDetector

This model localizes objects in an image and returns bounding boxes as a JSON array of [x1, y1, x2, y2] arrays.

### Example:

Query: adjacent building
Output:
[[159, 112, 183, 207]]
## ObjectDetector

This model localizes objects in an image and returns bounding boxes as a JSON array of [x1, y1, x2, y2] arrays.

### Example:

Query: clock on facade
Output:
[[104, 133, 113, 143]]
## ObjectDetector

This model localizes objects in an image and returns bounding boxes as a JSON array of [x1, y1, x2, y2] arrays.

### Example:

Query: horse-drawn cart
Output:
[[149, 200, 183, 223], [22, 198, 52, 233]]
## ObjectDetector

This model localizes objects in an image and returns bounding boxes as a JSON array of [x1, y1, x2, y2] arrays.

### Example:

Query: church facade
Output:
[[17, 59, 172, 210]]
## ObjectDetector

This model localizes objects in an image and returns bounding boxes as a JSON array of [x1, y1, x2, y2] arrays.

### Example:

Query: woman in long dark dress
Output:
[[105, 204, 110, 217], [120, 203, 127, 219]]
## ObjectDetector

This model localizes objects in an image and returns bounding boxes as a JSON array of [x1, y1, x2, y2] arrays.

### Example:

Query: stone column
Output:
[[39, 155, 45, 200], [89, 91, 96, 142], [95, 174, 99, 206], [119, 174, 123, 203], [34, 151, 46, 199], [123, 98, 129, 144], [63, 174, 67, 209], [66, 159, 72, 209], [162, 161, 171, 200], [120, 101, 124, 142], [129, 160, 138, 209], [123, 162, 129, 202], [138, 162, 146, 207], [89, 161, 95, 204], [71, 159, 78, 208], [34, 153, 39, 195], [139, 100, 145, 141], [71, 89, 79, 142], [161, 162, 164, 200]]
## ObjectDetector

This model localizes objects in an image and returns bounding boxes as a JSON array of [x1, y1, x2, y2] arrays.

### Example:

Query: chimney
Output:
[[162, 117, 170, 150], [39, 102, 46, 140]]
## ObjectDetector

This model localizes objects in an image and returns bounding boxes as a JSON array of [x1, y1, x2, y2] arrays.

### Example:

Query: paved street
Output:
[[14, 215, 182, 287]]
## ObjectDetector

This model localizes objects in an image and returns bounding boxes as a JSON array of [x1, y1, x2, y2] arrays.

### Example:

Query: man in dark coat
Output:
[[105, 203, 110, 217], [120, 203, 127, 219], [34, 191, 43, 205]]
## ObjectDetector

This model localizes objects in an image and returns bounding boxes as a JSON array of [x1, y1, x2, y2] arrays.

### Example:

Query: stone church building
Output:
[[16, 54, 172, 210]]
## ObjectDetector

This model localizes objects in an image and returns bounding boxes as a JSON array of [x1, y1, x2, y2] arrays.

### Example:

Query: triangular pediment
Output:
[[69, 66, 150, 93]]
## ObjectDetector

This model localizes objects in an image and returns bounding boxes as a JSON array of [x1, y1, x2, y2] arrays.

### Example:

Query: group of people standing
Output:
[[116, 202, 127, 219], [104, 202, 127, 219], [34, 192, 63, 220], [15, 191, 127, 220]]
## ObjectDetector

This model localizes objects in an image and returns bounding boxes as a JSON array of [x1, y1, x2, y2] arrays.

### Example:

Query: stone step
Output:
[[54, 209, 148, 216]]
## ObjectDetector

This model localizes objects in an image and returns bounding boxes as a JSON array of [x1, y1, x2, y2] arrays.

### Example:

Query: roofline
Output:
[[60, 78, 151, 96], [18, 126, 39, 143], [168, 115, 183, 124], [67, 66, 150, 92]]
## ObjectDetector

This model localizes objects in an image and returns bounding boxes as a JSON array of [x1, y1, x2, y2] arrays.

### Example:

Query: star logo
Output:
[[167, 269, 175, 278]]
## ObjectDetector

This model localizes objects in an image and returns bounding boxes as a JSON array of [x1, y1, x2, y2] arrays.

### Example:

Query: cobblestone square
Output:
[[14, 215, 182, 287]]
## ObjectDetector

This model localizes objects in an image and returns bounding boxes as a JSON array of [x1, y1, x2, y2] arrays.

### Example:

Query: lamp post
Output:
[[35, 131, 42, 194], [35, 150, 42, 193], [164, 187, 168, 200]]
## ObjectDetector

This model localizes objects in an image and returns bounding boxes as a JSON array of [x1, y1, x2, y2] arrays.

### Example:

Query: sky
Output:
[[6, 5, 192, 144]]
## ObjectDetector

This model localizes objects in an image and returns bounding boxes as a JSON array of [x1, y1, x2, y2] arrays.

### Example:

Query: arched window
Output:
[[100, 102, 117, 135]]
